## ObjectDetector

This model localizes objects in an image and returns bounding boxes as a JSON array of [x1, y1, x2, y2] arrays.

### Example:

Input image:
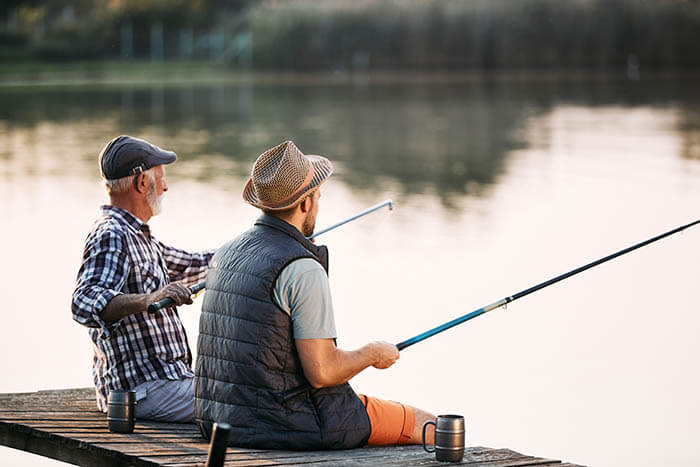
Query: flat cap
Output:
[[99, 135, 176, 180]]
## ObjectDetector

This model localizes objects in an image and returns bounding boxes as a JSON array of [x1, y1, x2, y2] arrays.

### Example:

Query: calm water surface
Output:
[[2, 76, 700, 466]]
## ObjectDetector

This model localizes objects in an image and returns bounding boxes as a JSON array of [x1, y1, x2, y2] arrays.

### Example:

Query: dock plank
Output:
[[0, 388, 585, 466], [144, 447, 540, 467]]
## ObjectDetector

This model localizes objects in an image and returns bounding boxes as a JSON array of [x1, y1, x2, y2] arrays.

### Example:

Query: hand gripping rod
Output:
[[396, 218, 700, 351], [147, 199, 395, 313]]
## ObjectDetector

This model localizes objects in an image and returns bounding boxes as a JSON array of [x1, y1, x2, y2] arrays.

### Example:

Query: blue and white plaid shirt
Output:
[[72, 205, 214, 411]]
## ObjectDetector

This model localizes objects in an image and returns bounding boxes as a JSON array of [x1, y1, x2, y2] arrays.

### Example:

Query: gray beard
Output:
[[146, 185, 164, 216]]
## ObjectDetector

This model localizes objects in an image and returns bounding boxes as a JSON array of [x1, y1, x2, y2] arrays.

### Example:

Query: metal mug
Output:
[[107, 390, 136, 433], [422, 414, 465, 462]]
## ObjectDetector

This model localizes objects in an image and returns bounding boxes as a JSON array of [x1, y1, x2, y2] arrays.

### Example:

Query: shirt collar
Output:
[[101, 205, 149, 235]]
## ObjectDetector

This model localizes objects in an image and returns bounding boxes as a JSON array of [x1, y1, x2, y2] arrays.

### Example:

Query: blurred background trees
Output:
[[1, 0, 699, 71]]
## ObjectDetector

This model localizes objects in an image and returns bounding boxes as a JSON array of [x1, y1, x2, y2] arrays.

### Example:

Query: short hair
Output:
[[262, 192, 313, 218], [103, 168, 155, 195], [262, 205, 296, 218]]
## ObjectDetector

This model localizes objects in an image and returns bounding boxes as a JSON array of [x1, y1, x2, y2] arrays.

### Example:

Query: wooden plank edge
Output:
[[141, 446, 546, 466], [0, 420, 158, 467]]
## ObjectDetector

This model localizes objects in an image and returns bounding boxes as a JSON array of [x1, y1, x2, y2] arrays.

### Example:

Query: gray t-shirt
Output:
[[272, 258, 337, 339]]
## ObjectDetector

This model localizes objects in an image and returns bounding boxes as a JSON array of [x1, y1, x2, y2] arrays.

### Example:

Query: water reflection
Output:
[[679, 106, 700, 160], [2, 78, 699, 206]]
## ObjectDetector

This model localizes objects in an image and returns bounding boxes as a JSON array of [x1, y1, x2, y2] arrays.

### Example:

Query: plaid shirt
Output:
[[72, 205, 214, 411]]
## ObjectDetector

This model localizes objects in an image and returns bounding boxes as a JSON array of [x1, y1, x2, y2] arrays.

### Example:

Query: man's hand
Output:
[[101, 282, 192, 323], [296, 338, 400, 388], [368, 341, 400, 369], [150, 282, 193, 307]]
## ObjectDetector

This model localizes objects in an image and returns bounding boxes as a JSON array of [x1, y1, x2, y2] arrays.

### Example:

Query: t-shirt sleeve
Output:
[[273, 258, 337, 339]]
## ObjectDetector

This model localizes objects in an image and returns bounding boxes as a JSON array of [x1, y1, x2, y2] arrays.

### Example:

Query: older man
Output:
[[194, 141, 435, 449], [72, 135, 214, 422]]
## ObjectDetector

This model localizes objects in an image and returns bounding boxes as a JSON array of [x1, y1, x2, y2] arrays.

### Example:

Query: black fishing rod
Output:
[[395, 218, 700, 351], [276, 217, 700, 404], [248, 218, 700, 404], [147, 199, 395, 313]]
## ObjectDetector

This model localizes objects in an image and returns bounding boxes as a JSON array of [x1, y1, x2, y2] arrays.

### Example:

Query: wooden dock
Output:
[[0, 388, 584, 466]]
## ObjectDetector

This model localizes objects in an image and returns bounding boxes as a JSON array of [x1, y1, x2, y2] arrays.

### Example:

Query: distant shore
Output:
[[2, 61, 700, 89], [4, 1, 700, 73]]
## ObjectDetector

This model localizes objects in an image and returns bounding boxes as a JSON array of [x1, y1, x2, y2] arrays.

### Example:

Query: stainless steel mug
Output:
[[107, 390, 135, 433], [422, 414, 465, 462]]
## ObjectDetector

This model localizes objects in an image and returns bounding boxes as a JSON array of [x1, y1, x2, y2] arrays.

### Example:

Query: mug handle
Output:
[[422, 420, 436, 453]]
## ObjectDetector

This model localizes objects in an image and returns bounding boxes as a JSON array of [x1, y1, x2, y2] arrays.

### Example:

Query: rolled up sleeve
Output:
[[158, 241, 215, 287], [71, 229, 128, 337]]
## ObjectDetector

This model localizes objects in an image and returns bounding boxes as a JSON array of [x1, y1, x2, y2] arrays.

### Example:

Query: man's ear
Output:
[[299, 196, 310, 213], [133, 173, 148, 194]]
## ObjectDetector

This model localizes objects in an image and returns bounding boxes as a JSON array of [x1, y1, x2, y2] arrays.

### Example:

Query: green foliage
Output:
[[249, 0, 700, 71], [0, 0, 252, 60], [1, 0, 699, 69]]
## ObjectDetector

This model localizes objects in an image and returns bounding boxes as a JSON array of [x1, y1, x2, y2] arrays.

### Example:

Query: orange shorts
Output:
[[359, 394, 415, 445]]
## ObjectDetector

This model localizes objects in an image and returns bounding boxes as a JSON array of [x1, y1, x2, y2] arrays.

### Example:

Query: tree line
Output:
[[2, 0, 699, 71]]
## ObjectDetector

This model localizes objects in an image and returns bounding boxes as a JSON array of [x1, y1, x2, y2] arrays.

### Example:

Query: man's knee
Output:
[[360, 394, 432, 446]]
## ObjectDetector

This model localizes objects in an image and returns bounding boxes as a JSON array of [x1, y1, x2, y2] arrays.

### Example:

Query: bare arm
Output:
[[295, 338, 399, 389], [100, 282, 193, 323]]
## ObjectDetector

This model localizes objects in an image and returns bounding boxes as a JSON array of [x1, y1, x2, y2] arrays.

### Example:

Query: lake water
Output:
[[1, 75, 700, 466]]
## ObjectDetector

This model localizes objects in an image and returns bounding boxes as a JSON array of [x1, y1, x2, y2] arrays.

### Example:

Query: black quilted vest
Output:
[[194, 214, 371, 450]]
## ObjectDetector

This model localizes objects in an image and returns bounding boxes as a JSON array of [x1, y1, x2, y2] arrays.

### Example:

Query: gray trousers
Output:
[[133, 377, 195, 422]]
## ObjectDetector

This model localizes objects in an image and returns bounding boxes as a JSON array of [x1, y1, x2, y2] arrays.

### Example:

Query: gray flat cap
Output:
[[99, 135, 177, 180]]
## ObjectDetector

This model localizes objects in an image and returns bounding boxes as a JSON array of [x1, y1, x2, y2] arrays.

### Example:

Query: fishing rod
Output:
[[261, 217, 700, 404], [395, 218, 700, 351], [309, 199, 394, 239], [147, 199, 395, 313]]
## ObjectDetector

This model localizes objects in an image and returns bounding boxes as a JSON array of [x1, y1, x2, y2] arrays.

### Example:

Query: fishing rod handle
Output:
[[205, 422, 231, 467], [147, 281, 206, 313]]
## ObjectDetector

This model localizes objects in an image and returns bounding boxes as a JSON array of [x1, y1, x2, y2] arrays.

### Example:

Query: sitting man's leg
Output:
[[133, 378, 194, 422], [359, 394, 436, 445]]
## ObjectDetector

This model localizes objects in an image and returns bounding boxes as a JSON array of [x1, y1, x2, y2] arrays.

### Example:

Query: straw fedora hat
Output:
[[243, 140, 333, 210]]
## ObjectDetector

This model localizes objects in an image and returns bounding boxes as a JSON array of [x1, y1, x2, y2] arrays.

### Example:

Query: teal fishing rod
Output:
[[246, 217, 700, 404], [148, 199, 395, 313], [396, 218, 700, 351], [275, 217, 700, 403]]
